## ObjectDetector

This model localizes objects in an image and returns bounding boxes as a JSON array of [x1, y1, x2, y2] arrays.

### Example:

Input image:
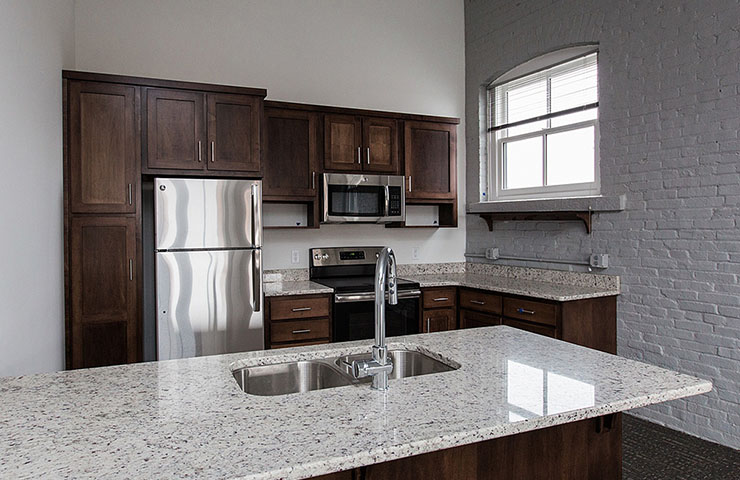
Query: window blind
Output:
[[489, 53, 598, 132]]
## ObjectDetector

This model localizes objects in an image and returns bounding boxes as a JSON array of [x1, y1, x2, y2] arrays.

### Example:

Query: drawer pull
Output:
[[291, 307, 312, 312], [292, 329, 312, 334], [426, 318, 431, 332], [470, 300, 486, 305], [433, 297, 449, 302], [517, 308, 536, 315]]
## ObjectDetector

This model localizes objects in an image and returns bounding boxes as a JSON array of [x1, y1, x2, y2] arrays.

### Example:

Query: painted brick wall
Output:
[[465, 0, 740, 448]]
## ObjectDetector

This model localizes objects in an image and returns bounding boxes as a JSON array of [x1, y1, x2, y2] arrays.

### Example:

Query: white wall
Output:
[[73, 0, 467, 269], [0, 0, 75, 377]]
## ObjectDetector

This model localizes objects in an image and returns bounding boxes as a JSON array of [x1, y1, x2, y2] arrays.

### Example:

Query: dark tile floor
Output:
[[623, 415, 740, 480]]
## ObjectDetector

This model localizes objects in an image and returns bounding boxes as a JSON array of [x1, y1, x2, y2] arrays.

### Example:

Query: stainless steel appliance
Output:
[[322, 173, 405, 223], [155, 177, 263, 360], [309, 247, 420, 341]]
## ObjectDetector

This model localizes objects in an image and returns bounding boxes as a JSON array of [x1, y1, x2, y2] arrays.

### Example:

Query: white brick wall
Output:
[[465, 0, 740, 448]]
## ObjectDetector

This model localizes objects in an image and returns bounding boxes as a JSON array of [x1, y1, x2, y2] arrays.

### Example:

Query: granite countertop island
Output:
[[0, 327, 710, 480]]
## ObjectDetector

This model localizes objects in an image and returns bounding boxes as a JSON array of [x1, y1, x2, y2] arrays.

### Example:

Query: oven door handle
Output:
[[334, 289, 421, 304]]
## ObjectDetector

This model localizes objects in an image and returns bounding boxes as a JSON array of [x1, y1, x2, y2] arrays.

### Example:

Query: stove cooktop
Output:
[[311, 276, 420, 294]]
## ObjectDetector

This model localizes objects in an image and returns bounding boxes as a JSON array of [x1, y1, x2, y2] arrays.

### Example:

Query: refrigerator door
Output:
[[155, 178, 262, 250], [156, 249, 263, 360]]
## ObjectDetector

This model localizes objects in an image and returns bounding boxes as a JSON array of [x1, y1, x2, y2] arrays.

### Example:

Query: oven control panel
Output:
[[310, 247, 383, 267]]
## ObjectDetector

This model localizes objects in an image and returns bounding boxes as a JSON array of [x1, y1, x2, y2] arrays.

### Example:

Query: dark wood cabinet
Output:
[[68, 81, 139, 213], [324, 114, 362, 171], [421, 287, 457, 333], [404, 120, 457, 200], [265, 294, 332, 349], [145, 88, 263, 174], [263, 106, 319, 199], [206, 93, 261, 172], [69, 216, 138, 368], [460, 309, 501, 329], [324, 115, 399, 174], [423, 308, 456, 333], [146, 88, 204, 171]]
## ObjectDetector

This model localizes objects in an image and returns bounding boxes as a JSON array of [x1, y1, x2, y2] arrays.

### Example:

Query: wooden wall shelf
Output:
[[477, 211, 592, 233]]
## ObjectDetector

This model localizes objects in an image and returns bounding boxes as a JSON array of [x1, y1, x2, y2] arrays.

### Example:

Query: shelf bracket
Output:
[[478, 211, 592, 233]]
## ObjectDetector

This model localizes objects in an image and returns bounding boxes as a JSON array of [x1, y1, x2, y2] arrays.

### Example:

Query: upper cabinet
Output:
[[324, 115, 399, 174], [263, 106, 319, 199], [68, 81, 139, 214], [144, 87, 264, 175], [404, 121, 457, 201]]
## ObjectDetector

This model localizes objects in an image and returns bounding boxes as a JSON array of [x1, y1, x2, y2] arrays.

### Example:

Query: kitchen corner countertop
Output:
[[404, 273, 620, 301], [264, 280, 333, 297], [0, 327, 710, 480]]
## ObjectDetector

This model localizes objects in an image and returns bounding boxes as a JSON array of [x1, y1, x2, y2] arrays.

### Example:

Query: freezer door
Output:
[[155, 178, 262, 250], [156, 249, 263, 360]]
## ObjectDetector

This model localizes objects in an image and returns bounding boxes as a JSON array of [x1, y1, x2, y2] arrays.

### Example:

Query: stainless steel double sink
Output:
[[233, 349, 459, 396]]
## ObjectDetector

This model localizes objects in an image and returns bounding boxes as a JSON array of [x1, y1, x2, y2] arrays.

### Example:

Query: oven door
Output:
[[332, 290, 421, 342], [322, 173, 405, 223]]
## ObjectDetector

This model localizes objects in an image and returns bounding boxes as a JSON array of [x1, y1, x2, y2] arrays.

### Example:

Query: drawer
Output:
[[503, 318, 557, 338], [459, 309, 500, 329], [269, 295, 330, 320], [270, 318, 330, 344], [503, 297, 558, 327], [459, 288, 502, 315], [422, 287, 457, 309]]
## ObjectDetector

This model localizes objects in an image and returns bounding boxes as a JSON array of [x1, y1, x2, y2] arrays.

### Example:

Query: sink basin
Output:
[[335, 349, 457, 380], [233, 360, 354, 396], [233, 348, 458, 396]]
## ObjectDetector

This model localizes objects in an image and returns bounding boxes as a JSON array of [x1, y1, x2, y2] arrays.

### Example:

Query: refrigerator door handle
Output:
[[252, 249, 262, 313], [251, 182, 262, 248]]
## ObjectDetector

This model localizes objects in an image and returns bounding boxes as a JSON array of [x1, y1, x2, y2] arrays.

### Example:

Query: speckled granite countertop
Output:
[[0, 327, 710, 480], [404, 273, 619, 301], [264, 280, 333, 297]]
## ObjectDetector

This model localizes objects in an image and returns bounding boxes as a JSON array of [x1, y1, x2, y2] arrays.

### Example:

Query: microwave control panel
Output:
[[388, 186, 402, 216]]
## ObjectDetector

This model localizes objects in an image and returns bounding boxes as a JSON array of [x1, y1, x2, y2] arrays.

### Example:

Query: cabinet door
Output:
[[362, 117, 399, 173], [207, 93, 262, 172], [146, 88, 204, 170], [263, 107, 319, 198], [404, 121, 457, 200], [69, 216, 138, 368], [422, 308, 456, 333], [460, 309, 500, 329], [324, 114, 362, 171], [503, 318, 557, 338], [68, 81, 138, 214]]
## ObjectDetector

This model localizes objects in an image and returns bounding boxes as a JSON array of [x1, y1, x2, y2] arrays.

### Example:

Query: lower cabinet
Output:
[[265, 294, 332, 349], [420, 287, 617, 354], [68, 216, 139, 368]]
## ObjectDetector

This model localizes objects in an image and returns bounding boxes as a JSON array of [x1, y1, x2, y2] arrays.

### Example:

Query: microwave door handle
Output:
[[384, 185, 390, 217]]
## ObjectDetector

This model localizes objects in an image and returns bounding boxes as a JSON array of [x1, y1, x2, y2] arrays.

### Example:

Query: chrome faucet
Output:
[[351, 247, 397, 390]]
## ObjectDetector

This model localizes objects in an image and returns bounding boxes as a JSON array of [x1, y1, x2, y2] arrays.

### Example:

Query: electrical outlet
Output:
[[291, 250, 300, 264], [485, 247, 500, 260], [411, 247, 420, 260], [589, 253, 609, 269]]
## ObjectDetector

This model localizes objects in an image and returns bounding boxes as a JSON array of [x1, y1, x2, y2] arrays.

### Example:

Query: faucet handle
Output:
[[350, 357, 393, 380]]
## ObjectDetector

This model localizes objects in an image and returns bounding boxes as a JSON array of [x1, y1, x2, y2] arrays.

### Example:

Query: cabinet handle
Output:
[[312, 171, 316, 190], [211, 141, 215, 162], [127, 184, 133, 205], [426, 318, 431, 332], [366, 147, 370, 164], [357, 147, 361, 164], [408, 175, 412, 192], [128, 258, 133, 281], [291, 307, 312, 312], [517, 308, 535, 315], [470, 300, 486, 305], [433, 297, 449, 302], [292, 329, 311, 334], [198, 141, 202, 162]]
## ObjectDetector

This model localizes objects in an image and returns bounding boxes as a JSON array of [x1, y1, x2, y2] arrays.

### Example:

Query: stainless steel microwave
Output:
[[322, 173, 405, 223]]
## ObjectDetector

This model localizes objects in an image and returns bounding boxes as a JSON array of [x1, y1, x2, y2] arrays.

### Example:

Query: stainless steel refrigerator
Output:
[[155, 177, 263, 360]]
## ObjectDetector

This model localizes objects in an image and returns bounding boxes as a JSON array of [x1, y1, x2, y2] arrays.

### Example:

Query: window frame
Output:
[[486, 49, 600, 201]]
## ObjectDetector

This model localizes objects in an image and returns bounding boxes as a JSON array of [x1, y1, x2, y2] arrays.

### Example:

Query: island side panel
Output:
[[560, 296, 618, 354]]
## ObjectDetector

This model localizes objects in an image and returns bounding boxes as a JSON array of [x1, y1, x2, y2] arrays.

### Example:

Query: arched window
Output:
[[486, 46, 599, 200]]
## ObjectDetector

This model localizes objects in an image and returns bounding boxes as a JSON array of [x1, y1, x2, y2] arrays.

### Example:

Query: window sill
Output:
[[466, 195, 625, 234]]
